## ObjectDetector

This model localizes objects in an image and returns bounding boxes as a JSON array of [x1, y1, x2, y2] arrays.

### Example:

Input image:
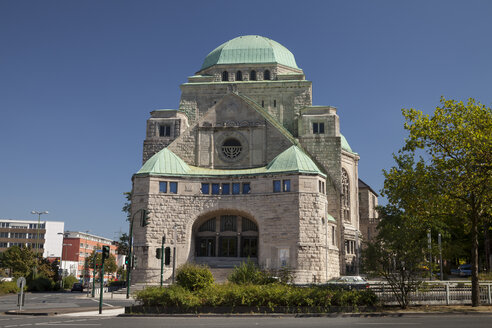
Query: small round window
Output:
[[221, 138, 242, 159]]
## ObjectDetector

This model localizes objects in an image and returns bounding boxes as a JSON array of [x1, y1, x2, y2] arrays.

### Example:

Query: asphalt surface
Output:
[[0, 291, 133, 314], [1, 314, 492, 328]]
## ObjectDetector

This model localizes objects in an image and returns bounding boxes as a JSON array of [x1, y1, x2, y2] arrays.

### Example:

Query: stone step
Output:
[[209, 268, 234, 283]]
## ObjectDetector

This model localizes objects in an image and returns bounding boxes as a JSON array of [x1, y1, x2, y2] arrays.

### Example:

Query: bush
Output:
[[176, 263, 214, 291], [63, 275, 79, 289], [228, 260, 264, 285], [136, 283, 378, 311], [0, 281, 18, 295], [28, 276, 55, 292]]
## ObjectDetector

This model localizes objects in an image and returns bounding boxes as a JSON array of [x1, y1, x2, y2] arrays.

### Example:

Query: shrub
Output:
[[28, 276, 55, 292], [176, 263, 214, 291], [228, 260, 264, 285], [63, 275, 79, 289], [136, 283, 378, 311], [0, 281, 18, 295]]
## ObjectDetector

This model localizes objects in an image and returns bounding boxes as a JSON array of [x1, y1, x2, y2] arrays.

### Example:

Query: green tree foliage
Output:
[[122, 191, 132, 222], [363, 206, 427, 309], [116, 233, 130, 255], [383, 97, 492, 307], [0, 246, 36, 278], [86, 250, 118, 274]]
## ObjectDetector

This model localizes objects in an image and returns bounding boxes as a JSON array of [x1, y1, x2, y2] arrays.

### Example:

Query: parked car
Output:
[[326, 276, 370, 290], [71, 283, 84, 292], [458, 264, 472, 277]]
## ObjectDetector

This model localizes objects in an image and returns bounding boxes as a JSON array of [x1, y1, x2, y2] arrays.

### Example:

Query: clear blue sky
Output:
[[1, 0, 491, 239]]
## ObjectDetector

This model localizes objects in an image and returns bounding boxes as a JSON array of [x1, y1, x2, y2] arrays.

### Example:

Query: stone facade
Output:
[[130, 35, 376, 284]]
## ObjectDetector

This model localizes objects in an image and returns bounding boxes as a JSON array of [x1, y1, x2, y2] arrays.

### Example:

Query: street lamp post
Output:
[[31, 210, 48, 277]]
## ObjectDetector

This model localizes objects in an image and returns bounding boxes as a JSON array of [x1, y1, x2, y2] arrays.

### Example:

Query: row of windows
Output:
[[201, 182, 251, 195], [158, 179, 329, 195], [0, 233, 46, 239], [2, 242, 44, 249], [0, 223, 46, 229], [345, 240, 356, 255], [273, 180, 290, 192], [159, 181, 178, 194], [222, 69, 271, 82]]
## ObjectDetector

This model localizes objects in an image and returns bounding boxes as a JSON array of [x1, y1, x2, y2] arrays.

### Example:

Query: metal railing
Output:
[[369, 281, 492, 305]]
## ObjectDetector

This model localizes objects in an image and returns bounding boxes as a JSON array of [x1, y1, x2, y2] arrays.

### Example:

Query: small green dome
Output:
[[267, 146, 323, 175], [341, 134, 355, 153], [200, 35, 299, 71]]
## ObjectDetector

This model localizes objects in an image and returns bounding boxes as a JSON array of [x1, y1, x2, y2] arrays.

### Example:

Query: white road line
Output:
[[355, 323, 421, 325], [89, 298, 114, 307]]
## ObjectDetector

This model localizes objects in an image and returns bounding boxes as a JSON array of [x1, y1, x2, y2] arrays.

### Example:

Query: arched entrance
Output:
[[194, 214, 258, 261]]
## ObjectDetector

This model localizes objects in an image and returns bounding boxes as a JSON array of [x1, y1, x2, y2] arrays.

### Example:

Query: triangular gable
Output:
[[168, 92, 298, 168]]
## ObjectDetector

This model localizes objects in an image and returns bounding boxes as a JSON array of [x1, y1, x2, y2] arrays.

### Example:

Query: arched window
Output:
[[342, 169, 350, 222], [250, 70, 257, 81], [222, 71, 229, 81], [264, 70, 271, 80], [235, 71, 242, 81], [195, 216, 258, 258], [221, 138, 242, 159]]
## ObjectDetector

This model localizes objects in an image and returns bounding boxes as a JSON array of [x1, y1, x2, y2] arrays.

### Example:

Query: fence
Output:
[[370, 281, 492, 305]]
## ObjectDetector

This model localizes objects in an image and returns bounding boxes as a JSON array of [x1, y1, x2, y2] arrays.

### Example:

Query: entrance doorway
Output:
[[194, 215, 258, 260]]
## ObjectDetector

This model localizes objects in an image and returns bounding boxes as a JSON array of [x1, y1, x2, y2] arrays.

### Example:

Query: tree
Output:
[[0, 246, 36, 278], [86, 250, 117, 275], [122, 191, 131, 222], [363, 206, 428, 309], [116, 233, 130, 255], [383, 97, 492, 306]]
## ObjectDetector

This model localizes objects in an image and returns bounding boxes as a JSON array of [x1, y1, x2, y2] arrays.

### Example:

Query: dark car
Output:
[[326, 276, 370, 290], [71, 283, 84, 292]]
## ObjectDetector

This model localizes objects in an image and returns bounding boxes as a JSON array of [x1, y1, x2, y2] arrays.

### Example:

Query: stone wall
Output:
[[130, 172, 338, 285]]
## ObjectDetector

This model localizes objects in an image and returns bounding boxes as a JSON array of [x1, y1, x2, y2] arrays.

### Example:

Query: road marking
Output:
[[355, 323, 420, 325], [89, 298, 114, 307]]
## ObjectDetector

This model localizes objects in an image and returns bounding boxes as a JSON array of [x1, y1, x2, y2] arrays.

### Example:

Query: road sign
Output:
[[16, 277, 26, 289], [95, 249, 102, 253]]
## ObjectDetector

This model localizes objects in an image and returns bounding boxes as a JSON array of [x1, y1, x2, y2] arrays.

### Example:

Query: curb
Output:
[[5, 306, 121, 316], [118, 311, 492, 318]]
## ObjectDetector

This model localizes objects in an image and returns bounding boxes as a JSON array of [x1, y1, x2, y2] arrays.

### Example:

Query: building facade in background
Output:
[[0, 219, 64, 258], [61, 231, 118, 280], [130, 35, 378, 284]]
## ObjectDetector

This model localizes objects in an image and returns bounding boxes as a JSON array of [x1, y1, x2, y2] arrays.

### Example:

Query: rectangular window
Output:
[[283, 180, 291, 192], [242, 183, 250, 194], [169, 182, 178, 194], [159, 125, 171, 137], [159, 181, 167, 193], [201, 183, 209, 194], [313, 122, 325, 134], [273, 99, 276, 107], [273, 180, 281, 192], [221, 183, 230, 195], [332, 226, 335, 245], [232, 183, 240, 195], [212, 183, 220, 195]]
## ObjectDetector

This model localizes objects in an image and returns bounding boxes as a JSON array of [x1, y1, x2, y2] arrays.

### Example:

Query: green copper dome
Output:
[[200, 35, 299, 70], [341, 134, 356, 154], [267, 146, 323, 175]]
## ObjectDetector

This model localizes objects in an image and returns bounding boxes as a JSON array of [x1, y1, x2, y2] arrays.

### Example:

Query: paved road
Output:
[[0, 314, 492, 328], [0, 291, 134, 313]]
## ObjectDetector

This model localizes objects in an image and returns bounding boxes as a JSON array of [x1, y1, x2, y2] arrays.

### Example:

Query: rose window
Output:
[[221, 138, 242, 159]]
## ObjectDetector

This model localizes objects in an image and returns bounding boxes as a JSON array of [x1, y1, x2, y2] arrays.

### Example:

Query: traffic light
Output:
[[142, 210, 151, 227], [156, 248, 161, 259], [164, 247, 171, 265], [132, 254, 137, 269], [125, 256, 129, 266], [102, 245, 110, 260]]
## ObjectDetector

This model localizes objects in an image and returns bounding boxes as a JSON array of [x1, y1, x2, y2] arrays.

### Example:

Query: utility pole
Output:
[[428, 229, 432, 281], [30, 210, 48, 277], [160, 235, 165, 287], [99, 246, 109, 314]]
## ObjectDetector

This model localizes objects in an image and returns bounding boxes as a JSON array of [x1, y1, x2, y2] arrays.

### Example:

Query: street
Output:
[[0, 314, 492, 328], [0, 291, 133, 313]]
